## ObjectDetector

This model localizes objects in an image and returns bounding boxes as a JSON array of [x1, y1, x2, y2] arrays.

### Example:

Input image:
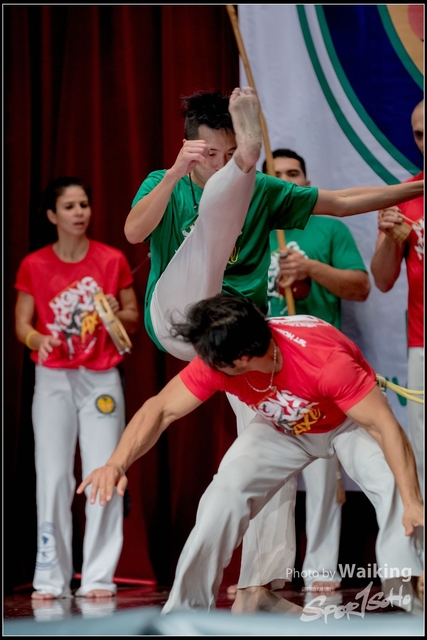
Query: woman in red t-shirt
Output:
[[14, 177, 139, 600]]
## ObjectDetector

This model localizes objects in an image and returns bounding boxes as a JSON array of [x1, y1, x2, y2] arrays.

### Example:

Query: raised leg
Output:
[[150, 88, 262, 361]]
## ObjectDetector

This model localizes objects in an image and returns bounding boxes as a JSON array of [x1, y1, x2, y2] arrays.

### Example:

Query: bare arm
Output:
[[105, 286, 140, 334], [346, 385, 423, 535], [15, 290, 61, 364], [370, 207, 406, 292], [77, 375, 203, 505], [307, 264, 370, 300], [312, 180, 423, 217], [279, 250, 370, 300], [124, 140, 209, 244]]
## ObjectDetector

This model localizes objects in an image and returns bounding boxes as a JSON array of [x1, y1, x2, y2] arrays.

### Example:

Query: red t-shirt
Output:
[[15, 240, 134, 370], [400, 171, 424, 348], [180, 316, 376, 436]]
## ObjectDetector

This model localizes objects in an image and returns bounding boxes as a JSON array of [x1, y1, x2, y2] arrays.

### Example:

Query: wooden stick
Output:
[[226, 4, 296, 315]]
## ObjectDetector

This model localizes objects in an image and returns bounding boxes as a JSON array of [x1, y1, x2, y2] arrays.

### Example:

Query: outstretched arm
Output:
[[312, 180, 423, 217], [124, 140, 209, 244], [346, 385, 423, 535], [77, 375, 203, 505]]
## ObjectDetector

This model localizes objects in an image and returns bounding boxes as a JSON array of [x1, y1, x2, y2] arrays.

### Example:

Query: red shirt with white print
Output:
[[180, 316, 376, 436], [399, 171, 424, 348], [15, 240, 134, 370]]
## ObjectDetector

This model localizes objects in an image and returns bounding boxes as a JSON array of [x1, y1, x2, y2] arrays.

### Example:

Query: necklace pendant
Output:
[[244, 340, 278, 394]]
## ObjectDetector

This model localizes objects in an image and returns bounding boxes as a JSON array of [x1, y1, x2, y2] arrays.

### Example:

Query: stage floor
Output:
[[3, 583, 424, 636]]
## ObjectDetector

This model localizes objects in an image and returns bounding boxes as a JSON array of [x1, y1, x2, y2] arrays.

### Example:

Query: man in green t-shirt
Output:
[[124, 86, 423, 612], [266, 148, 371, 594]]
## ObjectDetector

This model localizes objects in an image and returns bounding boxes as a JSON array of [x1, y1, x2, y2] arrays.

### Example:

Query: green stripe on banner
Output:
[[377, 5, 424, 90], [297, 4, 399, 185], [316, 5, 420, 175]]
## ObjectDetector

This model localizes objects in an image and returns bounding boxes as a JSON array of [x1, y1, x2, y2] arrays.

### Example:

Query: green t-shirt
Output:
[[132, 170, 319, 350], [268, 216, 367, 328]]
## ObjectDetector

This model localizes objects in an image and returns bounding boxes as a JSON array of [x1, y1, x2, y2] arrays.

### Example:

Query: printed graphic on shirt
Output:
[[252, 389, 321, 436], [412, 218, 424, 260], [228, 244, 241, 265], [46, 276, 102, 359], [95, 395, 116, 414], [274, 315, 329, 330]]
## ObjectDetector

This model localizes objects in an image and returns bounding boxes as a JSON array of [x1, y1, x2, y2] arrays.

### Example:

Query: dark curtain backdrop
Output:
[[4, 4, 240, 592]]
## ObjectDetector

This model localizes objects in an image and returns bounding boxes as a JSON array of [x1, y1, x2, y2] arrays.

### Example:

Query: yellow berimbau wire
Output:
[[376, 374, 424, 405]]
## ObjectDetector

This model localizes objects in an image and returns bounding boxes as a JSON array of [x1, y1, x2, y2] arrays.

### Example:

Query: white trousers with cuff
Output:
[[32, 365, 125, 597], [162, 416, 423, 612]]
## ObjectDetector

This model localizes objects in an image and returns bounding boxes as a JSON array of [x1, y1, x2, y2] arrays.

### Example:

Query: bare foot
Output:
[[85, 589, 115, 598], [228, 87, 262, 173], [307, 581, 341, 592], [31, 592, 56, 600], [231, 586, 302, 614]]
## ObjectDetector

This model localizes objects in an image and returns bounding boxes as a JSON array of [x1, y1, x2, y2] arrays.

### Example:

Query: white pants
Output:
[[407, 347, 424, 499], [301, 456, 342, 587], [162, 416, 423, 612], [226, 394, 297, 589], [150, 156, 256, 361], [228, 395, 342, 589], [32, 365, 125, 597]]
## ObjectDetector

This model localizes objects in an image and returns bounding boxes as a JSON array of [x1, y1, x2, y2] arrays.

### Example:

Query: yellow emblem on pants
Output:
[[96, 395, 116, 414]]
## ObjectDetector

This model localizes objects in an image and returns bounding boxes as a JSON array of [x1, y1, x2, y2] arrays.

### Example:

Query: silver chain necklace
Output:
[[244, 341, 277, 393]]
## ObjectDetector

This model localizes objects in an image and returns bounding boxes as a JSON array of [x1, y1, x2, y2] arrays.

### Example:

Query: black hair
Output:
[[181, 90, 234, 140], [170, 293, 271, 369], [262, 148, 307, 177], [41, 176, 92, 214], [32, 176, 92, 249]]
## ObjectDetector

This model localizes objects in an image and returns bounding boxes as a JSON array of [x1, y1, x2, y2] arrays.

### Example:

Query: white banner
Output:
[[238, 4, 424, 488]]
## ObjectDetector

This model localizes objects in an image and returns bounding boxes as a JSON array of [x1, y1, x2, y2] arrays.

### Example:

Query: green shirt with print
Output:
[[132, 170, 319, 351], [268, 216, 367, 328]]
